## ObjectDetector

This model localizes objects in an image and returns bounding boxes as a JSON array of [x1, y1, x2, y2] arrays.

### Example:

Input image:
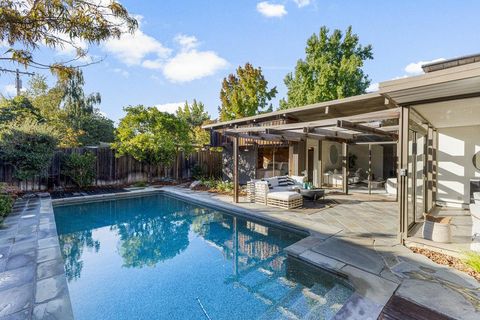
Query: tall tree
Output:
[[113, 106, 192, 181], [176, 99, 209, 128], [0, 0, 137, 79], [176, 100, 210, 147], [279, 26, 373, 110], [219, 63, 277, 121]]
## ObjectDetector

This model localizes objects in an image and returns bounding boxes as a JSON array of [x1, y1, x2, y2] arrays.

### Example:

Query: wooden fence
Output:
[[0, 147, 222, 191]]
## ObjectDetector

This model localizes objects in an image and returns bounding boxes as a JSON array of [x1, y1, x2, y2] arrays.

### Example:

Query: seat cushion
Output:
[[290, 175, 305, 185], [267, 191, 302, 201]]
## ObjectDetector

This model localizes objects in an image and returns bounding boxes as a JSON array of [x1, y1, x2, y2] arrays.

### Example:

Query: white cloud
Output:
[[2, 84, 17, 96], [256, 2, 287, 18], [103, 29, 171, 66], [404, 58, 446, 75], [154, 102, 184, 114], [163, 50, 228, 83], [293, 0, 311, 8], [366, 82, 379, 92], [174, 34, 199, 51], [113, 68, 129, 78]]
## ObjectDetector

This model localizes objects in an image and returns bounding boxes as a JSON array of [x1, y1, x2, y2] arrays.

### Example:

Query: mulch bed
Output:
[[410, 247, 480, 282]]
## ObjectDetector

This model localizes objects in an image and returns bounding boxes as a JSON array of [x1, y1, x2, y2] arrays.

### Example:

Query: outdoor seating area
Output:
[[246, 175, 331, 209]]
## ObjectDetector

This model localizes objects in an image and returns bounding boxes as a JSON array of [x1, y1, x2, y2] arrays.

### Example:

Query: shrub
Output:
[[216, 180, 234, 193], [0, 194, 13, 220], [464, 251, 480, 273], [191, 164, 205, 180], [0, 120, 58, 180], [133, 181, 147, 188], [65, 152, 96, 188]]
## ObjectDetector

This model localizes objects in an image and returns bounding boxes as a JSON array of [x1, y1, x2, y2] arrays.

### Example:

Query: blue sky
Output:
[[1, 0, 480, 122]]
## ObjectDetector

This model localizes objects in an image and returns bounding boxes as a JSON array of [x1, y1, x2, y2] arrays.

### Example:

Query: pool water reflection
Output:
[[54, 193, 353, 320]]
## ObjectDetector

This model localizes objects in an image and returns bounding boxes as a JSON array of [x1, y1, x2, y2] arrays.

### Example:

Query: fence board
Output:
[[0, 147, 222, 191]]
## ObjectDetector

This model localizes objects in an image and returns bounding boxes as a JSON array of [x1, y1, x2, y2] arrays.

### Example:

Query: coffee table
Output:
[[298, 189, 325, 201]]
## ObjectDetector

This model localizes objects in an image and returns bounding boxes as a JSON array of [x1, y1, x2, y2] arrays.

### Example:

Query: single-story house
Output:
[[204, 53, 480, 242]]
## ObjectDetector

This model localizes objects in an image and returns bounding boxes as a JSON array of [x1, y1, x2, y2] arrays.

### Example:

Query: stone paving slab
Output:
[[0, 195, 73, 320]]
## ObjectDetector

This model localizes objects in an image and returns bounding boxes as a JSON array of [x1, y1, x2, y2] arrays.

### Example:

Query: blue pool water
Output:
[[54, 193, 353, 320]]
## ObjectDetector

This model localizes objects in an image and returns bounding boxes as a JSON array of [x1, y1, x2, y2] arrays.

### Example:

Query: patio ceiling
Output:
[[221, 108, 400, 144]]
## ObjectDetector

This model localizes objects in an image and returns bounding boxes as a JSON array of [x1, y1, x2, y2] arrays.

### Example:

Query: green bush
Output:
[[191, 164, 205, 180], [133, 181, 147, 188], [65, 152, 96, 188], [464, 251, 480, 273], [216, 180, 234, 193], [0, 194, 13, 220], [0, 120, 58, 180]]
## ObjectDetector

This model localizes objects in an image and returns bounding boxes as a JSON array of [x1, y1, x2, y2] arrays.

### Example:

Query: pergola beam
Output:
[[303, 127, 354, 140], [266, 128, 348, 143], [337, 120, 398, 140]]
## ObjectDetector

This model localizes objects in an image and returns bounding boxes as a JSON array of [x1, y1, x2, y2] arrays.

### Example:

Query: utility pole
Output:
[[0, 68, 35, 96]]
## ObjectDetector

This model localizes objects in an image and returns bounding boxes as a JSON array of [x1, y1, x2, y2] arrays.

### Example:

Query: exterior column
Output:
[[368, 144, 372, 195], [425, 126, 434, 213], [398, 106, 410, 243], [342, 142, 348, 194], [432, 129, 438, 204], [318, 140, 323, 187], [233, 136, 239, 203]]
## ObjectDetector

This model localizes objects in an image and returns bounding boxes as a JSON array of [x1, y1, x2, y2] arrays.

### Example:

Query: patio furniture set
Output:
[[247, 175, 325, 209]]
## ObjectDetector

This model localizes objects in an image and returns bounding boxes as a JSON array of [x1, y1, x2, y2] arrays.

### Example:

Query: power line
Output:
[[0, 68, 35, 96]]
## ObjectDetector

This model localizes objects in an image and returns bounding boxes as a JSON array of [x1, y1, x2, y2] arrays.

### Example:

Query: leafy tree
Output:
[[176, 99, 210, 128], [279, 26, 373, 109], [176, 100, 211, 147], [75, 112, 115, 146], [25, 73, 114, 147], [60, 70, 101, 123], [0, 120, 58, 180], [219, 63, 277, 121], [0, 0, 137, 79], [113, 106, 193, 181], [26, 75, 64, 123], [64, 152, 96, 188], [0, 95, 43, 124]]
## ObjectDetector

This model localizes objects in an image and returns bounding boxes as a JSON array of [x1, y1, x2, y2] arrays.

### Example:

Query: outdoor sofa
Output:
[[248, 175, 306, 209]]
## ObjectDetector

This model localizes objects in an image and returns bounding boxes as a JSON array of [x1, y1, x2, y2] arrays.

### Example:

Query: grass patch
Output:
[[463, 251, 480, 273]]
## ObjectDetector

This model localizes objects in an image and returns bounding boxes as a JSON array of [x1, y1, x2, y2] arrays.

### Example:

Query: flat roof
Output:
[[204, 92, 388, 129]]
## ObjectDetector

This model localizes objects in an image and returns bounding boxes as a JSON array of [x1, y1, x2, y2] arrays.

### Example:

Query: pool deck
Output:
[[0, 187, 478, 319], [162, 187, 480, 320]]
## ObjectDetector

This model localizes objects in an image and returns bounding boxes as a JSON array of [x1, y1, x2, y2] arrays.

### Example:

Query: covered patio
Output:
[[204, 54, 480, 251]]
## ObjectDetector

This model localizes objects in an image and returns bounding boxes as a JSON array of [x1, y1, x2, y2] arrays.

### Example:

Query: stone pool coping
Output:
[[0, 193, 73, 319]]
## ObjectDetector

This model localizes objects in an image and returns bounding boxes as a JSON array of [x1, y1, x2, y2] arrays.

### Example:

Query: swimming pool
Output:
[[54, 193, 353, 320]]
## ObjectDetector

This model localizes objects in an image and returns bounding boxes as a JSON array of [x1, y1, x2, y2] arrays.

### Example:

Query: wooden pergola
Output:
[[222, 108, 401, 203]]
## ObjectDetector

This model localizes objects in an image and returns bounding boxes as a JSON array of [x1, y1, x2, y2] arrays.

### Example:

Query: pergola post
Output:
[[342, 142, 348, 195], [368, 144, 372, 195], [318, 140, 323, 187], [233, 136, 239, 203], [398, 106, 410, 243]]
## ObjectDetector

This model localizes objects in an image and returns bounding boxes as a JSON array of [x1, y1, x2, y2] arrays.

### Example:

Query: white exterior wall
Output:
[[437, 125, 480, 207], [322, 141, 342, 172]]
